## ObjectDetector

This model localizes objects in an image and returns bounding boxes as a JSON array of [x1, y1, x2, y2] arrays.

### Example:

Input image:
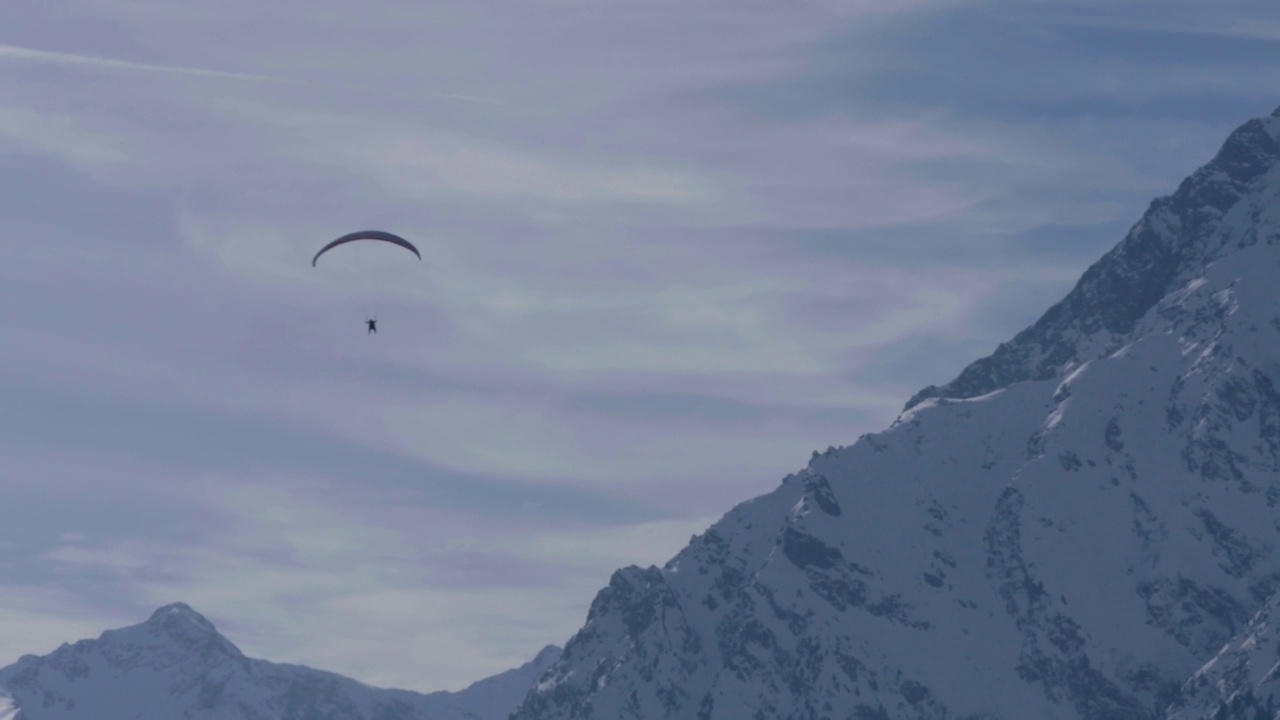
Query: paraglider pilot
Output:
[[311, 231, 419, 337]]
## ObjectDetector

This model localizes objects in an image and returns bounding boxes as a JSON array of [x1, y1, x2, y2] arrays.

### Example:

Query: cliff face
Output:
[[512, 106, 1280, 720]]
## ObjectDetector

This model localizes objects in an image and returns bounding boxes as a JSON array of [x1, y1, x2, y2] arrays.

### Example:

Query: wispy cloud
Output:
[[0, 42, 505, 105], [0, 42, 290, 83]]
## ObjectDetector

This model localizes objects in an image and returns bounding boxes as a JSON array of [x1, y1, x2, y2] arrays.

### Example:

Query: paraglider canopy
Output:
[[312, 230, 420, 267]]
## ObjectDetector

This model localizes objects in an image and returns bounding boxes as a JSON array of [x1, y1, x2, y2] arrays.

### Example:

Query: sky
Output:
[[2, 0, 1280, 694]]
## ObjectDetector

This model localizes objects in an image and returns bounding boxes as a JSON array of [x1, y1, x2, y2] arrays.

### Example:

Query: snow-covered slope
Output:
[[450, 645, 563, 720], [512, 105, 1280, 720], [0, 691, 19, 720], [0, 603, 560, 720]]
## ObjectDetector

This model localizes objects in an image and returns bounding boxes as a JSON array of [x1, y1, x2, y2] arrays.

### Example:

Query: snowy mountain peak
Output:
[[511, 104, 1280, 720], [906, 106, 1280, 412], [85, 600, 247, 662]]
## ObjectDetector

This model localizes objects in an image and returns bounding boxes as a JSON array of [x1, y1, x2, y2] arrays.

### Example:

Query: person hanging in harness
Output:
[[366, 317, 378, 334]]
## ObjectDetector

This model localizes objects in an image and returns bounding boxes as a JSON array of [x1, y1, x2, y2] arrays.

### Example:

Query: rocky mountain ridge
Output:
[[906, 104, 1280, 412]]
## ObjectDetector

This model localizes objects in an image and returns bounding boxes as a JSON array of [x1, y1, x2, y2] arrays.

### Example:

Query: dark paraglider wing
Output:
[[311, 230, 421, 266]]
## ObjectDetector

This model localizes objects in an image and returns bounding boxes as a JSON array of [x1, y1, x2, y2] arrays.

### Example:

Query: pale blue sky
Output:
[[2, 0, 1278, 692]]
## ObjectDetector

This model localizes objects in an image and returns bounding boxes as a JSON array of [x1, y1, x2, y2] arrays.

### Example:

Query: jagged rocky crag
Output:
[[0, 603, 560, 720], [513, 106, 1280, 720]]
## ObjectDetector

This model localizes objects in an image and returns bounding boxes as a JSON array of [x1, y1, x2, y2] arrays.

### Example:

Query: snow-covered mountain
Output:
[[511, 106, 1280, 720], [0, 603, 560, 720]]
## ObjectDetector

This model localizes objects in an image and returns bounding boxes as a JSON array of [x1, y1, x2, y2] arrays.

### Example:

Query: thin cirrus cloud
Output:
[[0, 41, 289, 83], [0, 40, 506, 106], [3, 0, 1279, 694]]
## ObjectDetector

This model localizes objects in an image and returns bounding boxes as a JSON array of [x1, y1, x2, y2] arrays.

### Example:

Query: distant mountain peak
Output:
[[127, 601, 243, 659], [531, 644, 561, 667], [1, 606, 561, 720]]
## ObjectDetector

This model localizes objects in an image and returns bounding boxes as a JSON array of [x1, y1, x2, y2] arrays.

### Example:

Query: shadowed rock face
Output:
[[511, 106, 1280, 720]]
